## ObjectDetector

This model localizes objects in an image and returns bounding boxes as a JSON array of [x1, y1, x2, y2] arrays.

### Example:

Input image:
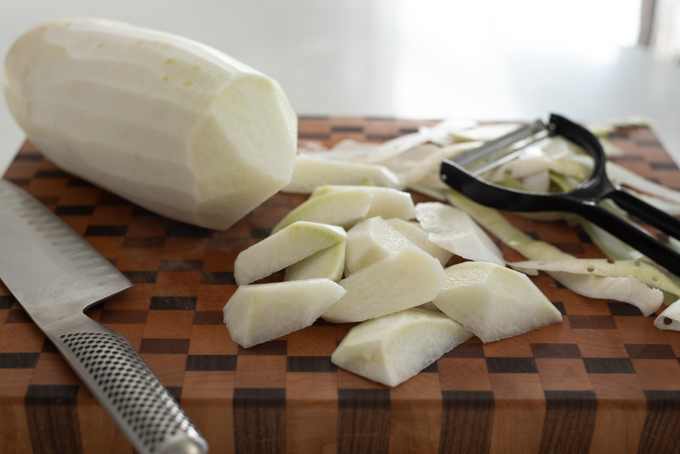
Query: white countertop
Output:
[[2, 0, 679, 175]]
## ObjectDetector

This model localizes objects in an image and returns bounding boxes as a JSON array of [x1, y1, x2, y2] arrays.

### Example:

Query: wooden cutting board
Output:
[[1, 117, 680, 454]]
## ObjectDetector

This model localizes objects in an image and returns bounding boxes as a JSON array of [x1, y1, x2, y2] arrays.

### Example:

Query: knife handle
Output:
[[45, 313, 208, 454]]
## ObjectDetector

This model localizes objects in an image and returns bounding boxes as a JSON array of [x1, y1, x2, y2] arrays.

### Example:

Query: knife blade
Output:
[[0, 179, 208, 454]]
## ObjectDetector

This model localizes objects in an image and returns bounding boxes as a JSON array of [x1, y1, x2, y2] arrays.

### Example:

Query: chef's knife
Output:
[[0, 179, 208, 454]]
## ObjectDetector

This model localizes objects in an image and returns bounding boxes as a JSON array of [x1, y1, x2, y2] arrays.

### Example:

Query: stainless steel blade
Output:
[[0, 178, 131, 326]]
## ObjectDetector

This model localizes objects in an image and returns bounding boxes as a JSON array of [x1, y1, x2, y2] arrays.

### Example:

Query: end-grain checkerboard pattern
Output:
[[1, 117, 680, 454]]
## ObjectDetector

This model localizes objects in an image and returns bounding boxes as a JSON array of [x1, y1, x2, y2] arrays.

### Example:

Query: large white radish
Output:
[[3, 18, 297, 230]]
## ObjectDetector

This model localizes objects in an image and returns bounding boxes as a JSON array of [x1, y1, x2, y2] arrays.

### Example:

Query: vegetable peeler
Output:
[[440, 113, 680, 277]]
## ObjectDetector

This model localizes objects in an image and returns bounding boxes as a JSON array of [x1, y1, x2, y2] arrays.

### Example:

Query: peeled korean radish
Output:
[[321, 245, 446, 323], [283, 155, 400, 193], [344, 217, 413, 275], [285, 242, 345, 282], [272, 190, 373, 233], [385, 218, 453, 266], [311, 185, 416, 221], [3, 18, 297, 230], [234, 221, 346, 285], [415, 202, 504, 265], [331, 308, 473, 387], [433, 262, 562, 342], [223, 279, 346, 348]]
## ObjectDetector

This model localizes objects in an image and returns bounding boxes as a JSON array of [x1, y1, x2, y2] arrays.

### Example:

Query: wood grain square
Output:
[[233, 388, 286, 454], [442, 342, 485, 358], [483, 335, 533, 357], [139, 353, 187, 387], [528, 318, 576, 344], [615, 317, 669, 344], [439, 391, 494, 454], [108, 285, 156, 311], [90, 205, 133, 225], [633, 359, 680, 390], [286, 373, 338, 454], [192, 311, 223, 325], [0, 323, 45, 353], [139, 338, 190, 354], [531, 343, 581, 359], [286, 326, 337, 356], [162, 237, 208, 259], [126, 216, 169, 237], [155, 271, 201, 296], [337, 388, 390, 454], [29, 353, 81, 385], [189, 325, 237, 355], [143, 311, 194, 338], [438, 358, 492, 391], [539, 391, 597, 454], [99, 310, 148, 324], [103, 324, 145, 351], [638, 391, 680, 454], [85, 236, 125, 259], [196, 286, 234, 311], [386, 374, 443, 454], [568, 315, 617, 329], [486, 357, 538, 374], [0, 352, 40, 369], [117, 244, 164, 271], [0, 369, 34, 400], [536, 359, 591, 391], [562, 296, 613, 316], [286, 356, 337, 373], [490, 374, 544, 400], [625, 344, 675, 359], [337, 367, 389, 390], [203, 249, 239, 272], [582, 358, 636, 374], [235, 356, 286, 388], [238, 340, 287, 356], [182, 370, 235, 400], [185, 355, 237, 371], [573, 329, 628, 358]]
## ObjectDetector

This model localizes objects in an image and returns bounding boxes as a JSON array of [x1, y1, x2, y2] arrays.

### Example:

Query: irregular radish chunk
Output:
[[344, 217, 413, 276], [272, 191, 374, 233], [285, 242, 346, 282], [311, 185, 416, 221], [331, 308, 472, 387], [415, 202, 504, 265], [385, 218, 453, 266], [321, 246, 446, 323], [3, 18, 297, 229], [234, 221, 346, 285], [433, 262, 562, 342], [223, 279, 346, 348], [283, 155, 400, 193]]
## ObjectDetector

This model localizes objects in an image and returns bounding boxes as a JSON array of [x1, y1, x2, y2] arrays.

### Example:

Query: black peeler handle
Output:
[[566, 193, 680, 276], [608, 189, 680, 240]]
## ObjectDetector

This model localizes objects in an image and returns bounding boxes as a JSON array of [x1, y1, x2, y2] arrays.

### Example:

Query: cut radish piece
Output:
[[223, 279, 346, 348], [415, 202, 504, 265], [234, 221, 346, 285], [385, 218, 453, 266], [285, 242, 345, 282], [433, 262, 562, 342], [272, 190, 373, 233], [344, 217, 413, 276], [282, 155, 400, 193], [311, 185, 415, 221], [331, 308, 472, 387], [321, 246, 445, 323]]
